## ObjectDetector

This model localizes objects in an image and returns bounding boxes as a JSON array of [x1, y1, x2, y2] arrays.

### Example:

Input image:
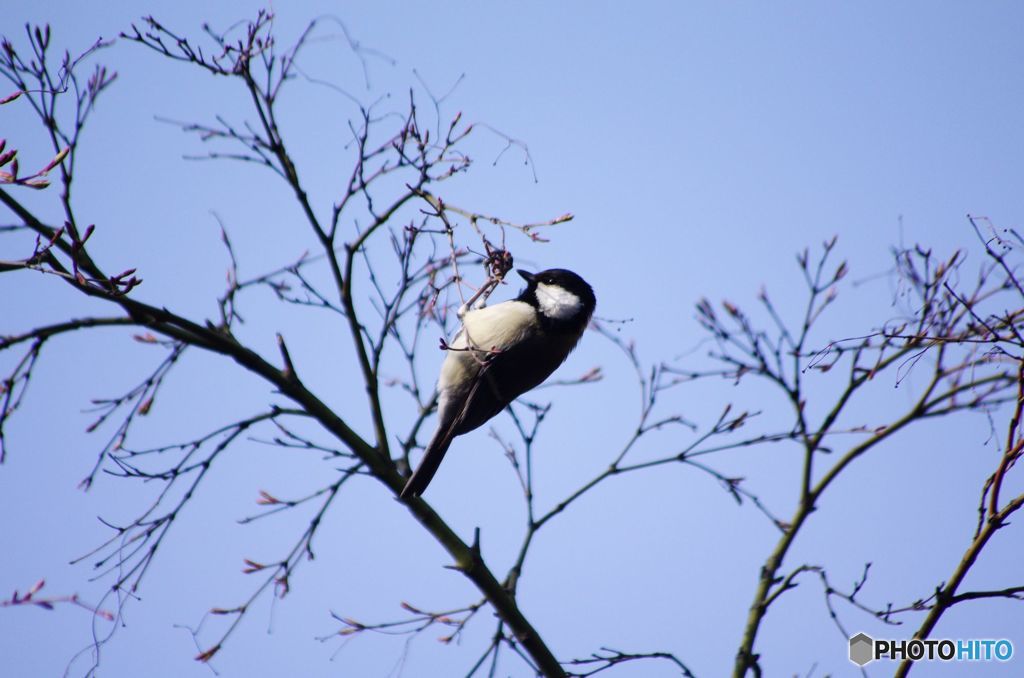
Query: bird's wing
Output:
[[450, 335, 559, 434]]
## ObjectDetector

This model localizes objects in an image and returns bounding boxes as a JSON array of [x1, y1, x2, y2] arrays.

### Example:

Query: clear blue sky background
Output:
[[3, 2, 1023, 677]]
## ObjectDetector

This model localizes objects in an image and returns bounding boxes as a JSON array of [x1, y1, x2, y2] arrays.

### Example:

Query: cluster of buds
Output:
[[29, 221, 142, 296], [0, 125, 68, 190], [482, 238, 513, 283], [2, 578, 113, 620]]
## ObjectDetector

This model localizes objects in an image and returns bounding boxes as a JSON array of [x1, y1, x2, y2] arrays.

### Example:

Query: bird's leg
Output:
[[458, 240, 513, 317], [472, 278, 500, 310], [457, 277, 500, 319]]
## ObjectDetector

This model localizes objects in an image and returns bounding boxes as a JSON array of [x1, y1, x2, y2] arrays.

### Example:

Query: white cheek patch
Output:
[[535, 283, 583, 320]]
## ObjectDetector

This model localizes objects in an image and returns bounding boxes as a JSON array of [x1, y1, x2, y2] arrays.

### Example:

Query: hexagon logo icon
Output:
[[849, 632, 874, 666]]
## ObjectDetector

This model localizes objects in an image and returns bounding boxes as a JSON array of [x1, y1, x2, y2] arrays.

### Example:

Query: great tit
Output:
[[400, 268, 596, 498]]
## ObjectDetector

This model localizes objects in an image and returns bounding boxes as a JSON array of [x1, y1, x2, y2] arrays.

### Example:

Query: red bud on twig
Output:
[[41, 147, 69, 173], [242, 559, 266, 573], [195, 645, 220, 662], [256, 490, 280, 505]]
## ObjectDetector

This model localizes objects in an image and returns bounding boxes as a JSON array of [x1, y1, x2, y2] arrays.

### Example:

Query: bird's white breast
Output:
[[453, 300, 538, 351], [438, 300, 538, 396]]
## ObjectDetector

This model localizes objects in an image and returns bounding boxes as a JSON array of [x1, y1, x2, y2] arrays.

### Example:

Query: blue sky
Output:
[[3, 2, 1024, 676]]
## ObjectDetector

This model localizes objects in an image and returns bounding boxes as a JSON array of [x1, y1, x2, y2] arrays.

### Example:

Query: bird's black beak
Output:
[[517, 269, 536, 283]]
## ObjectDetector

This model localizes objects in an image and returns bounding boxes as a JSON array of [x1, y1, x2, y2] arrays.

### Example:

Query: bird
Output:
[[400, 268, 596, 498]]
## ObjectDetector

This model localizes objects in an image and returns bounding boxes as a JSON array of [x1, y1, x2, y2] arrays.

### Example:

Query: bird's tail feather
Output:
[[400, 426, 454, 498], [402, 366, 495, 499]]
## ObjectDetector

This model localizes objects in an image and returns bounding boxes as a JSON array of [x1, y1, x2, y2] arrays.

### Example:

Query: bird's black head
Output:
[[516, 268, 596, 330]]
